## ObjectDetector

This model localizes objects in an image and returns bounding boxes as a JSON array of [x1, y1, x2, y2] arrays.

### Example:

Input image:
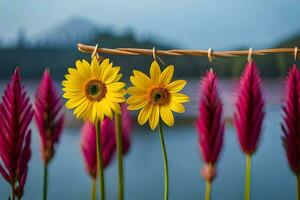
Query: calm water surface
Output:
[[0, 80, 294, 200]]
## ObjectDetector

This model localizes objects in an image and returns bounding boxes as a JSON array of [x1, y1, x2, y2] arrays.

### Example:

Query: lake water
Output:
[[0, 79, 295, 200]]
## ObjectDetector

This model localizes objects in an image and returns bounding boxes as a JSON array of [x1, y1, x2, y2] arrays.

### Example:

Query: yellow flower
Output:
[[127, 60, 189, 130], [62, 57, 126, 123]]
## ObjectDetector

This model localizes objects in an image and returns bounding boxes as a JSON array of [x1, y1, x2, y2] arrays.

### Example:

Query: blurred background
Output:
[[1, 0, 300, 199]]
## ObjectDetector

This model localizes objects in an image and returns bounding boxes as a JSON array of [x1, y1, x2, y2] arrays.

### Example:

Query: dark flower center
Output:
[[151, 87, 169, 105], [85, 79, 106, 101]]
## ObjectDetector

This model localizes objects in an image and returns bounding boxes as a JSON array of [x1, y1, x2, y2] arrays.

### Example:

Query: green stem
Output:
[[158, 120, 169, 200], [245, 154, 252, 200], [91, 178, 97, 200], [297, 174, 300, 200], [11, 182, 15, 200], [205, 180, 212, 200], [115, 113, 124, 200], [95, 121, 106, 200], [43, 162, 48, 200]]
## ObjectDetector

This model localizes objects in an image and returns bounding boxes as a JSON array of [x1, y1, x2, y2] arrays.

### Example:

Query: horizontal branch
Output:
[[77, 43, 299, 59]]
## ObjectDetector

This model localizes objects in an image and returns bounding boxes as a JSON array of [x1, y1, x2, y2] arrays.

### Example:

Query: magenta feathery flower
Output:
[[234, 61, 265, 155], [196, 69, 225, 181], [281, 64, 300, 175], [81, 119, 114, 178], [0, 68, 33, 198], [120, 104, 133, 154], [81, 104, 132, 178], [34, 69, 64, 164]]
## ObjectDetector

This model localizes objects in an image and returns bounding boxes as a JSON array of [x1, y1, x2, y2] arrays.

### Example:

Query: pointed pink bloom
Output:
[[81, 104, 132, 178], [81, 119, 115, 178], [234, 61, 265, 155], [34, 69, 64, 163], [281, 64, 300, 175], [196, 69, 225, 181], [120, 104, 133, 154], [0, 68, 33, 198]]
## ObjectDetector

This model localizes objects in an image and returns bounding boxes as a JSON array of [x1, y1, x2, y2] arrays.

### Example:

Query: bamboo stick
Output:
[[77, 43, 299, 58]]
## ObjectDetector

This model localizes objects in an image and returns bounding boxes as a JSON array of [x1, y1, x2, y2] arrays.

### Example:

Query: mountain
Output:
[[2, 16, 299, 79], [0, 17, 203, 80], [30, 16, 172, 50], [276, 31, 300, 47], [227, 31, 300, 78], [32, 17, 103, 48]]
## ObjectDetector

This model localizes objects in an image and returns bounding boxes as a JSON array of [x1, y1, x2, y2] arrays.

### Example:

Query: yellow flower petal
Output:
[[127, 87, 148, 96], [81, 102, 93, 121], [66, 68, 85, 83], [105, 98, 121, 114], [138, 103, 153, 125], [98, 59, 110, 79], [74, 99, 90, 117], [62, 82, 83, 90], [159, 65, 174, 86], [127, 101, 149, 110], [63, 92, 84, 99], [171, 93, 189, 103], [133, 70, 153, 87], [65, 96, 86, 109], [127, 97, 149, 110], [169, 101, 185, 113], [105, 92, 126, 103], [100, 98, 113, 119], [76, 60, 92, 79], [107, 90, 126, 98], [91, 57, 101, 78], [113, 74, 122, 82], [149, 105, 159, 130], [62, 80, 82, 88], [62, 87, 83, 93], [126, 95, 143, 105], [166, 80, 186, 93], [150, 60, 161, 82], [103, 67, 120, 84], [130, 75, 154, 89], [160, 106, 174, 127], [106, 82, 126, 92], [91, 102, 98, 123]]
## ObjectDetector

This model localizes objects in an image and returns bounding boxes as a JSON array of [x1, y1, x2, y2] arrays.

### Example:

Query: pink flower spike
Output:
[[0, 68, 33, 198], [196, 69, 225, 181], [234, 61, 265, 155], [120, 104, 133, 154], [81, 104, 132, 178], [34, 69, 64, 164], [281, 64, 300, 175]]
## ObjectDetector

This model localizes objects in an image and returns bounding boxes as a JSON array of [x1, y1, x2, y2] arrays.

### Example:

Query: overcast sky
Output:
[[1, 0, 300, 49]]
